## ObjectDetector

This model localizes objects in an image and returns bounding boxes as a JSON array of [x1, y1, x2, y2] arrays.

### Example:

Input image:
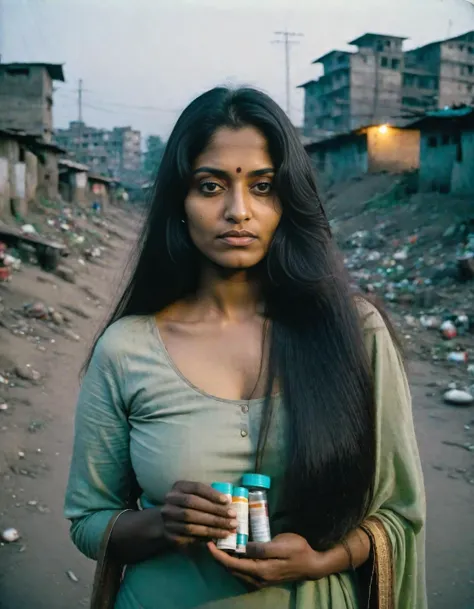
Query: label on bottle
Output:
[[216, 493, 237, 551], [225, 496, 249, 550], [249, 499, 271, 543]]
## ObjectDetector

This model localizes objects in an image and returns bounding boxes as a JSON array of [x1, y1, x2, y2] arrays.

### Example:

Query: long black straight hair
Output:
[[87, 87, 377, 550]]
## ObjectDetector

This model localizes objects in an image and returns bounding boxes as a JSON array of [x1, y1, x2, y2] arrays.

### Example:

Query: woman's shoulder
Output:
[[94, 315, 154, 359], [354, 296, 388, 335]]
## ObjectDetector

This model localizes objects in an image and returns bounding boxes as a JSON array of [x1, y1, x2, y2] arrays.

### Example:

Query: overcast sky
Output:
[[2, 0, 473, 141]]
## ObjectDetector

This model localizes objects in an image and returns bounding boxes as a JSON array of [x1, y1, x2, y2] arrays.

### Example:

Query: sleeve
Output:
[[64, 331, 135, 560], [362, 305, 427, 609]]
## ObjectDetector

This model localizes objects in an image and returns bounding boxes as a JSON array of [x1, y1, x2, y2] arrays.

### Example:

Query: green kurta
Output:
[[64, 303, 427, 609]]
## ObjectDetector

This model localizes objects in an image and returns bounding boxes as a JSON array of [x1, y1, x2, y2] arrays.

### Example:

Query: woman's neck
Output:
[[195, 265, 262, 322]]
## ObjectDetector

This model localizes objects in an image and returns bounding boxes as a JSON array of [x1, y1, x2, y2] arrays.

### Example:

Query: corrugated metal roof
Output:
[[58, 158, 89, 172], [0, 129, 66, 153], [349, 33, 407, 46], [426, 107, 473, 118], [0, 63, 65, 81], [297, 79, 318, 89], [406, 107, 474, 129], [408, 30, 474, 54], [312, 50, 351, 65], [88, 174, 119, 185]]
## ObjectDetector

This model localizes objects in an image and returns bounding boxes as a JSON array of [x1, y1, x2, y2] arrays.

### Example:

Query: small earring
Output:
[[181, 219, 186, 224]]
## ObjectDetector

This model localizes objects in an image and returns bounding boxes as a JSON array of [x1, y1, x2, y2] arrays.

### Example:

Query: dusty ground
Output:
[[0, 198, 473, 609]]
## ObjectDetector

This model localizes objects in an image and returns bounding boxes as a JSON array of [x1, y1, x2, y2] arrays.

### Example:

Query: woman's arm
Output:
[[108, 508, 171, 564], [360, 302, 427, 607], [312, 527, 371, 576], [64, 328, 168, 564]]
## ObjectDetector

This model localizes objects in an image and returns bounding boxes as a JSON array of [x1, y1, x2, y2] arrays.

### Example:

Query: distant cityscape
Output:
[[300, 30, 474, 140], [0, 29, 472, 196], [54, 123, 165, 186], [0, 62, 165, 188]]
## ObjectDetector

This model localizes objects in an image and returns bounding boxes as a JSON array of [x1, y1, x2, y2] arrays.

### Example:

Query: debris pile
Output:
[[0, 241, 22, 283], [331, 185, 474, 396]]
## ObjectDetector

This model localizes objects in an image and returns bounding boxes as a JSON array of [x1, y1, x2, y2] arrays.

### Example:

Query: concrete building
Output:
[[0, 63, 65, 143], [305, 124, 420, 185], [58, 158, 89, 206], [301, 31, 474, 138], [33, 139, 65, 201], [403, 31, 474, 114], [143, 135, 166, 178], [111, 127, 141, 182], [410, 107, 474, 195], [54, 122, 142, 183], [300, 34, 406, 136], [88, 174, 118, 210], [0, 129, 65, 217]]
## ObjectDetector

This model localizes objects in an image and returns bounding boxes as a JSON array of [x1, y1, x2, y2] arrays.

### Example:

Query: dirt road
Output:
[[0, 209, 473, 609]]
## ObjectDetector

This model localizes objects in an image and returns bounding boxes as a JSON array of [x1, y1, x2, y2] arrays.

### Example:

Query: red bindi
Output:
[[236, 167, 242, 173]]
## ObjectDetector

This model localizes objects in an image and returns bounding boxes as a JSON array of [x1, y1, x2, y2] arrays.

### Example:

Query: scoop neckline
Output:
[[148, 316, 271, 405]]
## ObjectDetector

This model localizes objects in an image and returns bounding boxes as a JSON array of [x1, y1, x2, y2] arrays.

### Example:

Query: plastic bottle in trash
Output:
[[211, 482, 236, 552], [441, 320, 457, 339], [242, 473, 272, 543]]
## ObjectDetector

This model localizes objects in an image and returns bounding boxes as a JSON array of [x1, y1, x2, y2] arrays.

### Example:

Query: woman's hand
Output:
[[208, 533, 327, 588], [161, 481, 238, 549]]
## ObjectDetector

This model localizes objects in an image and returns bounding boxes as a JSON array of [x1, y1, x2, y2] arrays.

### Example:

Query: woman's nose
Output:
[[224, 185, 251, 223]]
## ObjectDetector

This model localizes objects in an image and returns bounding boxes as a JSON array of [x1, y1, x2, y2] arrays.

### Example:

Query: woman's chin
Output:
[[208, 252, 264, 271]]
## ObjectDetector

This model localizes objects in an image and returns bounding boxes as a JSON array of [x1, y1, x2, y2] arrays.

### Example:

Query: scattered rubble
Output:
[[444, 389, 474, 406], [14, 365, 41, 383], [339, 196, 473, 387], [1, 528, 20, 543], [55, 266, 76, 284], [66, 570, 79, 583]]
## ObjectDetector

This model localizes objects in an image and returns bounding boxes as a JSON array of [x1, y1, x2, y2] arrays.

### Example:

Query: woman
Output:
[[65, 87, 426, 609]]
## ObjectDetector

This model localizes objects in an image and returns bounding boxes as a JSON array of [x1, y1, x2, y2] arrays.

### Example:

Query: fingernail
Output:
[[230, 520, 238, 528], [228, 509, 237, 518], [220, 495, 230, 504]]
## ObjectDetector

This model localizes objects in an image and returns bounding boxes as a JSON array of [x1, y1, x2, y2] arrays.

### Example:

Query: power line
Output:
[[55, 87, 179, 114], [272, 30, 303, 120]]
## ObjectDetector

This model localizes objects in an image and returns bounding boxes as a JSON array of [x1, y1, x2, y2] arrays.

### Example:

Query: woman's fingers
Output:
[[166, 521, 235, 539], [207, 542, 260, 576], [162, 504, 237, 530], [173, 481, 231, 505], [165, 490, 236, 519], [162, 482, 237, 541]]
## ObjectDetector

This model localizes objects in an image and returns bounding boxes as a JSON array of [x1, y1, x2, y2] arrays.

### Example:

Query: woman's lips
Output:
[[219, 235, 256, 246]]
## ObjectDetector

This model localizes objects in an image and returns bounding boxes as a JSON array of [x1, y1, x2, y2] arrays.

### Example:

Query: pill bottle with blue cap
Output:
[[241, 473, 271, 543], [230, 486, 249, 554], [211, 482, 235, 552]]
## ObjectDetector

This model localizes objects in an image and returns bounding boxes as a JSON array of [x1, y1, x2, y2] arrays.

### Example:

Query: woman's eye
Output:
[[199, 181, 223, 194], [252, 182, 273, 195]]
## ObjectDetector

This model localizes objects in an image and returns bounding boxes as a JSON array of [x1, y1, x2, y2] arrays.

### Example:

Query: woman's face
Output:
[[184, 126, 282, 270]]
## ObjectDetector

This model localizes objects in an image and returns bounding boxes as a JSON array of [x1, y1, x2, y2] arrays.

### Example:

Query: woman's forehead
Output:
[[195, 126, 272, 167]]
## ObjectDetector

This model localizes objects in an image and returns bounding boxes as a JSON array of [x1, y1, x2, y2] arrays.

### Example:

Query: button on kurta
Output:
[[241, 404, 249, 414], [240, 429, 248, 438]]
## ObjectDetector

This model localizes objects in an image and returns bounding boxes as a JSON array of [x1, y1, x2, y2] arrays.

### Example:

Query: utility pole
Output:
[[273, 31, 303, 120], [0, 0, 4, 62], [77, 79, 84, 162], [78, 78, 83, 123]]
